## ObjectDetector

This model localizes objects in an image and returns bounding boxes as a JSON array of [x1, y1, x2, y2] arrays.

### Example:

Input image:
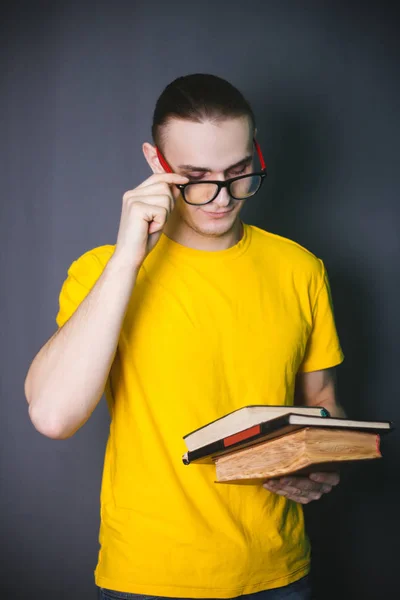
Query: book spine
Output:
[[183, 415, 294, 464], [224, 425, 262, 447]]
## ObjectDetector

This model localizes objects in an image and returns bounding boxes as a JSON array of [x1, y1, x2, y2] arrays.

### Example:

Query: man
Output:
[[25, 74, 344, 600]]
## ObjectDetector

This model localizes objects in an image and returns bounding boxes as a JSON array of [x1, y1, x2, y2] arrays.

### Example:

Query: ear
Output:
[[142, 142, 164, 174]]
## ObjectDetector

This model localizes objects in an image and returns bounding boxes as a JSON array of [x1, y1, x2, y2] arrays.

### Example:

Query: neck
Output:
[[163, 214, 243, 252]]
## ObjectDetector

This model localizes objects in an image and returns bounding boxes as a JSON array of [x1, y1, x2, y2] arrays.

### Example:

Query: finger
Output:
[[136, 189, 175, 214], [288, 495, 312, 504], [264, 485, 324, 503], [283, 484, 326, 500], [142, 192, 175, 214], [321, 484, 333, 494], [281, 477, 322, 493], [123, 186, 173, 204], [124, 186, 174, 211], [263, 480, 279, 489], [291, 492, 322, 503], [280, 477, 300, 486], [132, 182, 176, 197], [265, 485, 312, 500], [274, 489, 289, 497], [309, 472, 340, 486], [265, 479, 308, 493], [147, 207, 169, 234], [284, 485, 303, 496], [277, 491, 317, 504], [263, 480, 286, 493], [137, 172, 189, 189], [126, 194, 174, 216], [288, 484, 332, 498], [127, 201, 169, 230], [264, 478, 325, 495]]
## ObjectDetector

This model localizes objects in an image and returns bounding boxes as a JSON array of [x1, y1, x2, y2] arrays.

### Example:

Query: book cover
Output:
[[183, 404, 330, 451], [182, 413, 393, 465]]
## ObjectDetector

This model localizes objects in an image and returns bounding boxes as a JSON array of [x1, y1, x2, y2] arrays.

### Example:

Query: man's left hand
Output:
[[263, 472, 340, 504]]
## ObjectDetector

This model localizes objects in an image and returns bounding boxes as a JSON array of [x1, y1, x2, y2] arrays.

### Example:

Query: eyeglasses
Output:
[[155, 138, 267, 206]]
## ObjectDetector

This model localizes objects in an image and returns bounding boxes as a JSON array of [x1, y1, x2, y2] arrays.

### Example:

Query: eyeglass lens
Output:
[[184, 174, 262, 205]]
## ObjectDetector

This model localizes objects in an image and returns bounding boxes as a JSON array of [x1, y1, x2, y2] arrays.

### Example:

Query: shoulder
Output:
[[248, 224, 324, 277], [65, 244, 116, 286], [56, 245, 115, 328]]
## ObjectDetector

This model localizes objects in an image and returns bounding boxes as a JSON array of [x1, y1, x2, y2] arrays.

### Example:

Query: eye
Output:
[[230, 166, 248, 177], [184, 172, 208, 182]]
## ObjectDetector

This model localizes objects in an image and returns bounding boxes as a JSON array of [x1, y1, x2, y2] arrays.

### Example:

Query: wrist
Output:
[[107, 250, 141, 279]]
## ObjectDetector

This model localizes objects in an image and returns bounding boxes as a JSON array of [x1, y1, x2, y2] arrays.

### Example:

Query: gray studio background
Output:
[[2, 1, 399, 598]]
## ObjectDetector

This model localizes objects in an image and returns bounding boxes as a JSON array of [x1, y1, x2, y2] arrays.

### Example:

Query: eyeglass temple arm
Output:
[[253, 138, 266, 171], [156, 147, 173, 173], [156, 137, 266, 173]]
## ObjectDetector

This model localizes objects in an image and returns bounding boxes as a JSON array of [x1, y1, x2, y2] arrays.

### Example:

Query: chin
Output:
[[192, 213, 239, 237]]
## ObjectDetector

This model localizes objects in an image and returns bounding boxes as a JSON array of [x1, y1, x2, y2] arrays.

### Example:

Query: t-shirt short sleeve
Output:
[[56, 246, 114, 328], [298, 259, 344, 373]]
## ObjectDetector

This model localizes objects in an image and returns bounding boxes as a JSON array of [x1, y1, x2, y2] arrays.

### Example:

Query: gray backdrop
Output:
[[2, 1, 399, 598]]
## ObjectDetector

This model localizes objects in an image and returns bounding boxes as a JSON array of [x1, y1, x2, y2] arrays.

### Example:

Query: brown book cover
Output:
[[213, 427, 382, 484]]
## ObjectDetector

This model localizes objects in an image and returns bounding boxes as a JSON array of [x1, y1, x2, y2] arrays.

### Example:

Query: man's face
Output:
[[161, 116, 254, 238]]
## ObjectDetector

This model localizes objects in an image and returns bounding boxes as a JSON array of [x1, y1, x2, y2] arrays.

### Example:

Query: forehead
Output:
[[162, 117, 253, 171]]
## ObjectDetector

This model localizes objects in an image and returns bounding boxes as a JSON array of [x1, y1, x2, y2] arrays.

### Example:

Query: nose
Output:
[[213, 184, 232, 208]]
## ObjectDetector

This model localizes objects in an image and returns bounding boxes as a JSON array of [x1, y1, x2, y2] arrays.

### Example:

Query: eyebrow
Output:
[[177, 154, 253, 174]]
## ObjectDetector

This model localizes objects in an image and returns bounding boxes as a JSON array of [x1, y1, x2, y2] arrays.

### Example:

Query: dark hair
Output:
[[152, 73, 256, 150]]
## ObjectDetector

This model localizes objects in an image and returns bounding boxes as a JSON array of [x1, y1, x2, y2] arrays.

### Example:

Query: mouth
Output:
[[200, 208, 234, 218]]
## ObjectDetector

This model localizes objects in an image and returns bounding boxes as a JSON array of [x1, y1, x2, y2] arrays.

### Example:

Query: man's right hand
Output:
[[113, 173, 189, 270]]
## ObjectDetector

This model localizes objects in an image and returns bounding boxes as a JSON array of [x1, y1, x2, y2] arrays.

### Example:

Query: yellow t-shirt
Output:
[[56, 222, 344, 597]]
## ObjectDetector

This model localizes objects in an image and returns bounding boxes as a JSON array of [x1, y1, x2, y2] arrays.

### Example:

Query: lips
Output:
[[201, 209, 233, 216]]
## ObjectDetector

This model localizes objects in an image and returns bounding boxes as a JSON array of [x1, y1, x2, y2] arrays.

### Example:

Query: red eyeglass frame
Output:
[[155, 137, 267, 175]]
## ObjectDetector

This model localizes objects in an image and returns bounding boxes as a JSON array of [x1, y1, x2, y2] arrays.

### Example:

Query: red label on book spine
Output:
[[376, 434, 381, 455], [223, 424, 262, 447]]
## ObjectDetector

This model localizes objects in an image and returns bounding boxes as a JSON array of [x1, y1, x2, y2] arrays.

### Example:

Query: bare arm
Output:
[[25, 256, 138, 439], [294, 366, 346, 418], [25, 172, 188, 440]]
